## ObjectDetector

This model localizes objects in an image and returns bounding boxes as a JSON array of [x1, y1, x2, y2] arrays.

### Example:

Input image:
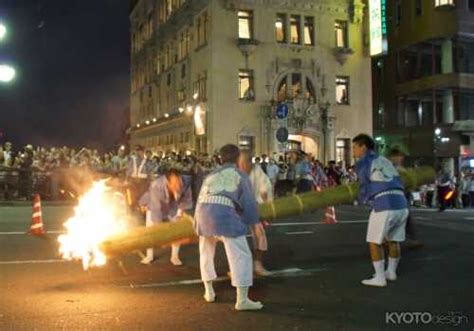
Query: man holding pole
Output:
[[195, 144, 263, 311], [138, 168, 192, 265], [352, 134, 409, 287]]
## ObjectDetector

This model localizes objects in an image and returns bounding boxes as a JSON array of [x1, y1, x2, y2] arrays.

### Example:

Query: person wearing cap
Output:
[[126, 145, 153, 218], [195, 144, 263, 311], [138, 168, 192, 265], [352, 134, 409, 287]]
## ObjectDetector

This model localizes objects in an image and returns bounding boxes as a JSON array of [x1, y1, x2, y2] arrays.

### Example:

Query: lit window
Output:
[[290, 15, 300, 44], [334, 21, 348, 48], [239, 70, 255, 100], [156, 55, 161, 74], [238, 11, 253, 39], [304, 17, 314, 46], [275, 14, 286, 43], [184, 28, 190, 55], [336, 139, 351, 165], [193, 72, 207, 101], [336, 76, 349, 105], [196, 12, 208, 48], [435, 0, 454, 6]]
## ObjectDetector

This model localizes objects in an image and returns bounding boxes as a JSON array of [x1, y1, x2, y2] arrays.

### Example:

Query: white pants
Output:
[[366, 209, 409, 244], [199, 236, 253, 288]]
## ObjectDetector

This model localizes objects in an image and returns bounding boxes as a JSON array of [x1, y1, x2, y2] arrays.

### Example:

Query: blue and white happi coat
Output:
[[139, 175, 193, 221], [355, 150, 408, 212], [194, 164, 259, 238]]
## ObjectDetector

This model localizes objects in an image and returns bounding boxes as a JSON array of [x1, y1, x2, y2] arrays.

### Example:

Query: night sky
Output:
[[0, 0, 130, 151]]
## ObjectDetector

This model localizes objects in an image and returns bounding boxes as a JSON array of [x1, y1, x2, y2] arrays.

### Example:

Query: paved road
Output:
[[0, 204, 473, 330]]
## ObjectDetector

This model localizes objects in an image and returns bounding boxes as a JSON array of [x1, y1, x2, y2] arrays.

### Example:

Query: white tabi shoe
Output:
[[170, 244, 183, 266], [384, 270, 397, 281], [235, 287, 264, 311], [140, 248, 155, 264], [203, 281, 216, 302], [361, 276, 387, 287], [372, 271, 397, 281]]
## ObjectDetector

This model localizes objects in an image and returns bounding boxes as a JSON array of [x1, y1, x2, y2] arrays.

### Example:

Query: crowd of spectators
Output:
[[1, 141, 473, 209]]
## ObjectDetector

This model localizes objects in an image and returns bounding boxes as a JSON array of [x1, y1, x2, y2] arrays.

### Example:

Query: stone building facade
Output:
[[129, 0, 372, 164]]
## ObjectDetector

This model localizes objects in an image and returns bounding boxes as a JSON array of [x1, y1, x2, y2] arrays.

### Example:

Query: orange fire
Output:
[[58, 180, 129, 270]]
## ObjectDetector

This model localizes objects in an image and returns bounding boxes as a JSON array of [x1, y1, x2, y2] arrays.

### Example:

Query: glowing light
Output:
[[152, 118, 157, 122], [193, 92, 199, 100], [0, 23, 6, 41], [145, 120, 150, 125], [120, 145, 125, 151], [435, 128, 441, 136], [444, 190, 454, 201], [178, 107, 184, 113], [58, 181, 129, 270], [186, 105, 193, 114], [0, 64, 16, 83], [136, 124, 141, 128], [194, 105, 205, 136], [164, 113, 169, 118]]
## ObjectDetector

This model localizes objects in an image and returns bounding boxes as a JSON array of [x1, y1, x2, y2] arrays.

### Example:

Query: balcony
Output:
[[333, 47, 354, 65], [395, 73, 474, 95], [237, 38, 259, 56]]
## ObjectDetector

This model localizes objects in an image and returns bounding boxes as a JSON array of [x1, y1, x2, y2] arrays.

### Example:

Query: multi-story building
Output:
[[129, 0, 372, 165], [372, 0, 474, 174]]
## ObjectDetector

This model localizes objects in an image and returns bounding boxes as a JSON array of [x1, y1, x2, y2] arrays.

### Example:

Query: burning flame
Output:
[[58, 180, 128, 270]]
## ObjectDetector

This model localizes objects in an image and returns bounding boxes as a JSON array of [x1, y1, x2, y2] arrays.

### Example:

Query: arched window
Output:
[[276, 73, 316, 103]]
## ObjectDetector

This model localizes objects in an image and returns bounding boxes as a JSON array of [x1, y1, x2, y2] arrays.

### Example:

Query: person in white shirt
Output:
[[266, 158, 280, 195], [238, 151, 273, 276], [2, 142, 12, 167]]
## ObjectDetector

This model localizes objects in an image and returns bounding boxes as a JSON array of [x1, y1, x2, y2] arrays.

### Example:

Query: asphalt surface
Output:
[[1, 204, 473, 331]]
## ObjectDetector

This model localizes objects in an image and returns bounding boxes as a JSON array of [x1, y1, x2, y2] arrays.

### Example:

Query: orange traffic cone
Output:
[[29, 194, 45, 236], [322, 206, 338, 224]]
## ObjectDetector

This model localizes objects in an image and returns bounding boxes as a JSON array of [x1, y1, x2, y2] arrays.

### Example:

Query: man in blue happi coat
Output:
[[194, 144, 263, 311], [139, 168, 192, 265], [352, 134, 409, 287]]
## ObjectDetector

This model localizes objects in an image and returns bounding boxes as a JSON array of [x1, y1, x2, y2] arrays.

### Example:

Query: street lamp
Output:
[[0, 64, 15, 83]]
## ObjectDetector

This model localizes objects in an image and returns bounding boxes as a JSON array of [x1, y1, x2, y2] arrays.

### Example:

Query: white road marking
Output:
[[0, 230, 64, 235], [125, 267, 328, 289], [271, 220, 367, 226], [285, 231, 314, 235], [0, 221, 368, 236], [0, 259, 68, 265], [413, 208, 472, 213]]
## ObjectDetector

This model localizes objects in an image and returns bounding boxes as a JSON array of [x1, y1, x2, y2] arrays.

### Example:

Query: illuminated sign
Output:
[[369, 0, 388, 56]]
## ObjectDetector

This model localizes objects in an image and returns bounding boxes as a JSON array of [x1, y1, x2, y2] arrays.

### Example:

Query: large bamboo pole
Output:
[[258, 166, 435, 221], [100, 166, 435, 257]]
